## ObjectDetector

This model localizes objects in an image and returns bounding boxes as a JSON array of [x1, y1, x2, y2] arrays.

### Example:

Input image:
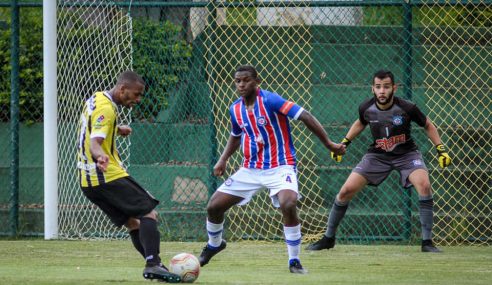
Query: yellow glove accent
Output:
[[331, 138, 351, 162], [436, 144, 451, 168], [331, 151, 342, 162]]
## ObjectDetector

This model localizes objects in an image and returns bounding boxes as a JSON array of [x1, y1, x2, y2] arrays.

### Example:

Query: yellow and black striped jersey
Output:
[[77, 91, 128, 187]]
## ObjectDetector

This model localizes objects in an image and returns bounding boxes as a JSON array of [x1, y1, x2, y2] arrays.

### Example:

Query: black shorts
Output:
[[81, 176, 159, 227]]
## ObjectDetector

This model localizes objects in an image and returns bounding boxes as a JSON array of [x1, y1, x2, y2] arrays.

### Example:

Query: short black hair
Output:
[[234, 65, 258, 79], [117, 70, 145, 86], [372, 70, 395, 85]]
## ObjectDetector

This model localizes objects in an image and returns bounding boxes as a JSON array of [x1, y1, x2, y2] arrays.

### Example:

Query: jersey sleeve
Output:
[[358, 105, 367, 125], [408, 104, 427, 127], [90, 102, 115, 139], [266, 92, 304, 120], [358, 98, 373, 125], [229, 107, 242, 137]]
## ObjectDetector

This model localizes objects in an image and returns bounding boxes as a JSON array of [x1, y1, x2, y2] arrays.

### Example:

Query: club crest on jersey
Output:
[[257, 116, 267, 126], [413, 159, 423, 166], [224, 178, 233, 186], [392, 115, 403, 126], [96, 115, 105, 123]]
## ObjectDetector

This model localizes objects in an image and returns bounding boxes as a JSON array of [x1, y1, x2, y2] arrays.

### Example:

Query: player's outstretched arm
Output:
[[90, 137, 109, 172], [423, 117, 451, 168], [213, 135, 241, 176], [344, 119, 366, 141], [298, 110, 345, 155], [331, 119, 366, 162]]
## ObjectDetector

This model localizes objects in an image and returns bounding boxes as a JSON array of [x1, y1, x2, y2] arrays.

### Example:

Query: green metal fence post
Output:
[[402, 0, 413, 241], [207, 1, 218, 196], [10, 0, 20, 237]]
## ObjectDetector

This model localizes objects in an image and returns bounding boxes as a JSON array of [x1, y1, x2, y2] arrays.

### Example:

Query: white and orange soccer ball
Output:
[[169, 253, 200, 283]]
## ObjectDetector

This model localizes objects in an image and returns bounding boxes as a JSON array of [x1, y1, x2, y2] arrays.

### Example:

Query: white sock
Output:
[[284, 224, 301, 262], [206, 220, 224, 248]]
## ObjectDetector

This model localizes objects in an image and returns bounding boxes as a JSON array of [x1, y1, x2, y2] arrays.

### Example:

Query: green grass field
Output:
[[0, 240, 491, 285]]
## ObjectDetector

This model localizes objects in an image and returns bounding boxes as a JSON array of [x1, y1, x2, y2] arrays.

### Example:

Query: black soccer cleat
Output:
[[142, 264, 182, 283], [289, 259, 308, 274], [305, 235, 336, 251], [198, 240, 227, 267], [421, 240, 442, 253]]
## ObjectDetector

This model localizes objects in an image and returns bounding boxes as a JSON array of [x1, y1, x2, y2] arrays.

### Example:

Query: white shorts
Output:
[[217, 165, 300, 208]]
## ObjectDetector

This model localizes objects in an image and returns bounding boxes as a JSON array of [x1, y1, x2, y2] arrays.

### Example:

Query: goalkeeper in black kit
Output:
[[307, 70, 451, 253]]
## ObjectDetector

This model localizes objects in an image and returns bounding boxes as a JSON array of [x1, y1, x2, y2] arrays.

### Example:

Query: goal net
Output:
[[57, 0, 133, 239]]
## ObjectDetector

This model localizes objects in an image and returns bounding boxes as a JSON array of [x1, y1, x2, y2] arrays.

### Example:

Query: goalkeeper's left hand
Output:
[[436, 144, 451, 168]]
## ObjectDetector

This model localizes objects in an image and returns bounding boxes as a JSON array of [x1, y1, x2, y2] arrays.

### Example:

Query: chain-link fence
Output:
[[1, 0, 490, 245], [0, 1, 44, 236]]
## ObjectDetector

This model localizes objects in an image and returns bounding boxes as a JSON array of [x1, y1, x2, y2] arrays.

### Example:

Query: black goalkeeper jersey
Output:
[[358, 96, 427, 155]]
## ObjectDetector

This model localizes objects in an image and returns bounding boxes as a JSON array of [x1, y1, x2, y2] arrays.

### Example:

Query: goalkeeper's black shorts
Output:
[[81, 176, 159, 227]]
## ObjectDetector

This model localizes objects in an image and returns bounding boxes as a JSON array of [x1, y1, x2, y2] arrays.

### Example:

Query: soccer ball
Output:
[[169, 253, 200, 283]]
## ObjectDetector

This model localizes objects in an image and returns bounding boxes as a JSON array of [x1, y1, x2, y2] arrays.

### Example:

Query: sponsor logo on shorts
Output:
[[413, 159, 423, 166], [392, 115, 403, 126], [224, 178, 233, 186], [257, 116, 267, 126]]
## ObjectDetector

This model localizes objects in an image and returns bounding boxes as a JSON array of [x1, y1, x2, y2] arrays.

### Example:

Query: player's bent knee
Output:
[[416, 182, 432, 196], [280, 199, 297, 212], [142, 210, 158, 221], [206, 203, 224, 218], [338, 188, 356, 202], [125, 218, 140, 231]]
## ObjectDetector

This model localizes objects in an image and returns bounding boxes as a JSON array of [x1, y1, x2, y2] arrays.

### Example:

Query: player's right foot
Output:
[[305, 235, 335, 251], [289, 259, 308, 274], [142, 264, 181, 283], [421, 240, 442, 253], [198, 240, 227, 267]]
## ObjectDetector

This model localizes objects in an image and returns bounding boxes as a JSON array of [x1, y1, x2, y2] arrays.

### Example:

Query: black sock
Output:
[[324, 199, 349, 238], [129, 229, 145, 258], [419, 198, 434, 241], [139, 217, 161, 266]]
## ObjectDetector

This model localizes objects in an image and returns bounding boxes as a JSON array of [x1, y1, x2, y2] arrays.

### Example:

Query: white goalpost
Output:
[[44, 0, 58, 240]]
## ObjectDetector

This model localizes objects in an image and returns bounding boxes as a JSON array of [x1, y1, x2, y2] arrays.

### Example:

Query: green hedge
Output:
[[132, 18, 192, 122], [0, 8, 43, 123]]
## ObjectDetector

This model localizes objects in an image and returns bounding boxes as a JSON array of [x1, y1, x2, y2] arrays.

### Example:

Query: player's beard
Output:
[[374, 90, 394, 106]]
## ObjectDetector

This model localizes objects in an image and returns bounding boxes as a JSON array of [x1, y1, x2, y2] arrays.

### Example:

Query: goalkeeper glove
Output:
[[436, 144, 451, 168], [331, 137, 351, 162]]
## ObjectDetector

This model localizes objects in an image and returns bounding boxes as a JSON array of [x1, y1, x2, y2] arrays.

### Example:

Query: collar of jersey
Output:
[[103, 91, 115, 103]]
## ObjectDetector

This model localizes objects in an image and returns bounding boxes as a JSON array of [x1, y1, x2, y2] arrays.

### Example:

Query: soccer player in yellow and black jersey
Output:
[[77, 71, 181, 283], [77, 91, 128, 187]]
